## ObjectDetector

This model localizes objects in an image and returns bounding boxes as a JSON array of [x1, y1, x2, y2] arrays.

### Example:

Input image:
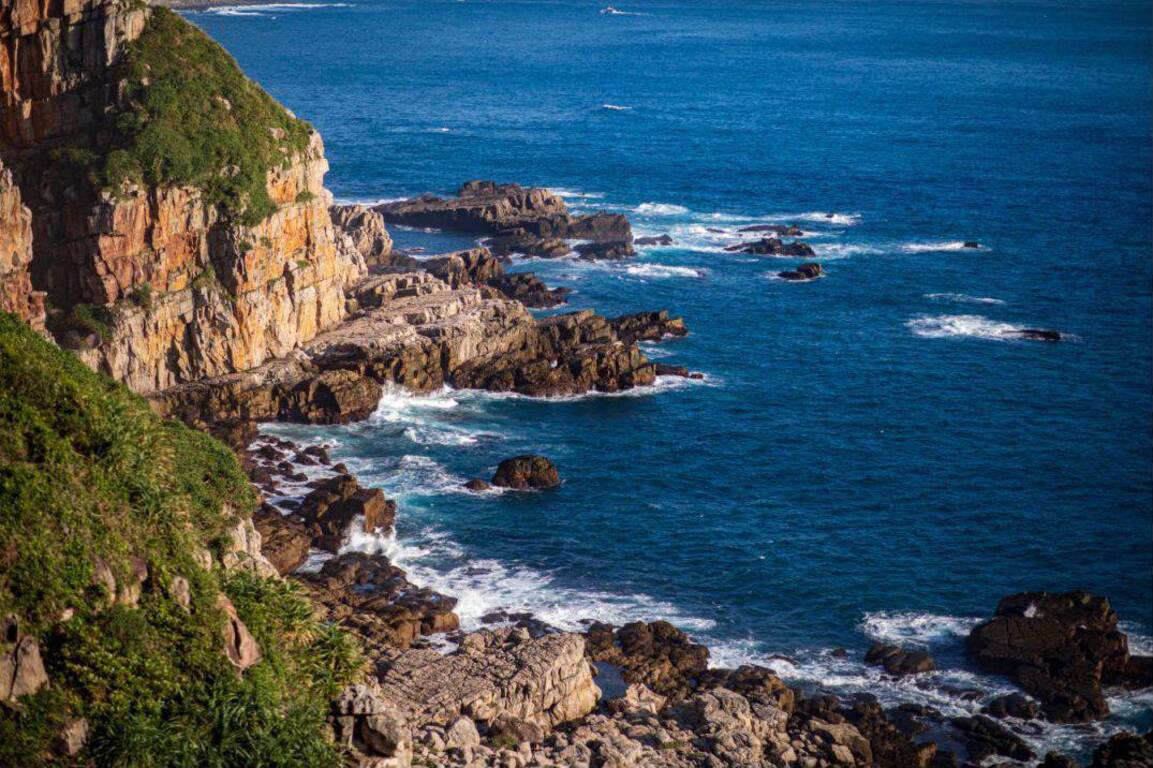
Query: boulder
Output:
[[778, 262, 824, 281], [584, 620, 709, 702], [610, 310, 688, 343], [217, 594, 262, 672], [635, 234, 674, 246], [463, 478, 492, 492], [0, 631, 48, 701], [726, 237, 816, 257], [864, 642, 935, 676], [487, 272, 569, 308], [740, 224, 805, 236], [331, 682, 413, 767], [982, 692, 1039, 719], [375, 628, 600, 729], [491, 456, 560, 490], [301, 553, 459, 650], [298, 474, 397, 550], [1091, 730, 1153, 767], [252, 503, 313, 575], [424, 247, 504, 288], [281, 369, 382, 424], [949, 715, 1034, 763], [51, 718, 89, 758], [966, 591, 1150, 722]]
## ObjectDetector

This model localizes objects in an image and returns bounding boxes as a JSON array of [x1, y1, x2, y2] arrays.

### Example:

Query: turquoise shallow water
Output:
[[189, 0, 1152, 753]]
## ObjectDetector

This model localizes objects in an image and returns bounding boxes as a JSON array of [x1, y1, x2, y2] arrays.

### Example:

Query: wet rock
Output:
[[610, 310, 688, 344], [584, 620, 709, 701], [492, 455, 560, 490], [949, 715, 1033, 763], [982, 692, 1039, 720], [740, 224, 805, 236], [635, 234, 674, 246], [865, 642, 935, 676], [486, 232, 571, 259], [298, 474, 397, 549], [963, 241, 981, 249], [778, 262, 824, 281], [726, 237, 816, 257], [1009, 328, 1063, 342], [1041, 752, 1080, 768], [966, 591, 1150, 722], [840, 696, 938, 768], [488, 272, 570, 308], [1091, 730, 1153, 767], [281, 369, 383, 424], [217, 594, 262, 672], [302, 553, 459, 650], [574, 239, 635, 260], [302, 444, 331, 464], [463, 478, 492, 492]]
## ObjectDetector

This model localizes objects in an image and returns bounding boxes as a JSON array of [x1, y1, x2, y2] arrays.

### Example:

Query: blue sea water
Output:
[[189, 0, 1152, 753]]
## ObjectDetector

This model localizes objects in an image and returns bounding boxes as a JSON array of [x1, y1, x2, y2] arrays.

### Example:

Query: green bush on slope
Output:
[[99, 7, 313, 225], [0, 313, 363, 766]]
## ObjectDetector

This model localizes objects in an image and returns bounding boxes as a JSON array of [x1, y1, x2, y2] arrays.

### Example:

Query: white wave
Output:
[[637, 341, 676, 359], [425, 127, 452, 133], [546, 186, 605, 200], [625, 263, 706, 279], [860, 611, 982, 647], [451, 374, 712, 405], [775, 211, 860, 226], [907, 314, 1035, 341], [600, 6, 648, 16], [925, 292, 1006, 306], [902, 241, 978, 253], [201, 2, 348, 16], [633, 202, 690, 216], [601, 103, 633, 111]]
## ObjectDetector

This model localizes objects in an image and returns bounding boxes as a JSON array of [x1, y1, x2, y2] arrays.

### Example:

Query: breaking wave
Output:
[[624, 263, 706, 279], [907, 314, 1034, 341], [925, 292, 1006, 306]]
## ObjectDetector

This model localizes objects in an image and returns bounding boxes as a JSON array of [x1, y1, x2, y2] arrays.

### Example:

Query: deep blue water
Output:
[[190, 0, 1152, 751]]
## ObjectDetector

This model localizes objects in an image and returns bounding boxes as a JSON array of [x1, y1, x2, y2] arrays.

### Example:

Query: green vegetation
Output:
[[127, 284, 153, 310], [0, 313, 362, 766], [98, 7, 312, 225]]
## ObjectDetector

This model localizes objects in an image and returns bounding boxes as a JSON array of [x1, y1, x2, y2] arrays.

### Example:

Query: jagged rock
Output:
[[949, 715, 1034, 763], [51, 717, 89, 758], [725, 237, 816, 257], [217, 594, 262, 672], [0, 161, 46, 332], [574, 239, 635, 260], [605, 682, 667, 716], [331, 682, 414, 767], [778, 262, 824, 281], [330, 204, 395, 265], [697, 665, 795, 714], [301, 553, 459, 651], [610, 310, 688, 344], [982, 692, 1039, 719], [281, 369, 383, 424], [1091, 731, 1153, 767], [0, 630, 48, 701], [424, 248, 505, 288], [252, 503, 313, 574], [376, 628, 600, 729], [839, 696, 937, 768], [585, 620, 709, 701], [491, 456, 560, 490], [488, 272, 569, 308], [486, 232, 572, 259], [864, 642, 935, 676], [966, 591, 1150, 722], [298, 474, 397, 550]]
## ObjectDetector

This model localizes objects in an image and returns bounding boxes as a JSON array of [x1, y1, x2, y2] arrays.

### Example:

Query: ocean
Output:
[[186, 0, 1152, 755]]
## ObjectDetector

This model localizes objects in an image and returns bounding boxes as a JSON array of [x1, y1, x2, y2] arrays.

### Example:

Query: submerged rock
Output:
[[491, 455, 560, 490], [777, 262, 824, 281], [726, 237, 816, 257], [740, 224, 805, 236], [864, 642, 935, 676], [1009, 328, 1063, 342], [635, 234, 675, 246]]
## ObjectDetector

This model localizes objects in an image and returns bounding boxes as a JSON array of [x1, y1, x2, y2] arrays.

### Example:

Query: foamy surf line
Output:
[[198, 2, 349, 15]]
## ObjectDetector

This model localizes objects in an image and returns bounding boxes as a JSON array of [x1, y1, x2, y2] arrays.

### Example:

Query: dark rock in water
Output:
[[695, 664, 795, 713], [252, 503, 312, 575], [298, 474, 397, 550], [491, 455, 560, 490], [610, 309, 688, 343], [1090, 730, 1153, 767], [574, 239, 635, 260], [963, 241, 981, 249], [281, 369, 383, 424], [654, 363, 690, 377], [302, 445, 331, 464], [841, 696, 940, 768], [1009, 328, 1063, 342], [1040, 752, 1079, 768], [726, 237, 816, 257], [487, 272, 569, 308], [635, 234, 674, 246], [463, 478, 491, 492], [831, 647, 848, 658], [777, 262, 823, 281], [299, 552, 459, 649], [949, 715, 1034, 763], [983, 692, 1039, 720], [376, 181, 635, 261], [584, 620, 709, 702], [706, 227, 726, 234], [967, 591, 1151, 722], [739, 224, 805, 237], [865, 642, 935, 676]]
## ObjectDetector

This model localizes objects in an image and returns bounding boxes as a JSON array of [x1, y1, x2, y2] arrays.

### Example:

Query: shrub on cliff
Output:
[[0, 313, 363, 766], [99, 7, 313, 225]]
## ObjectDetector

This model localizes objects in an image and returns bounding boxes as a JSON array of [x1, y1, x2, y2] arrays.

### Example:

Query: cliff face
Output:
[[0, 160, 44, 330], [1, 0, 357, 393]]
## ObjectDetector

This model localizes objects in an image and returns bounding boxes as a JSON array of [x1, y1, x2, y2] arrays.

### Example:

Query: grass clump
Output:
[[0, 313, 362, 766], [99, 7, 312, 226]]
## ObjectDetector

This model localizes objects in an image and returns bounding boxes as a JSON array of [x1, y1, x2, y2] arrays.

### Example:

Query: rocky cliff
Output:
[[1, 0, 358, 393]]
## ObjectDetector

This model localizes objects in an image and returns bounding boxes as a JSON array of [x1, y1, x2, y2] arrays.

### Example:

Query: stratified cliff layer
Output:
[[1, 0, 358, 393]]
